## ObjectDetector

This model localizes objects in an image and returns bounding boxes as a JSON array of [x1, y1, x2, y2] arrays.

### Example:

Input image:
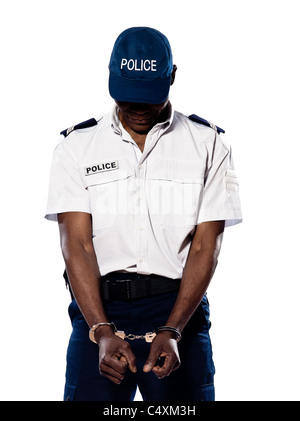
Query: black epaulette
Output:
[[60, 117, 98, 138], [189, 114, 225, 134]]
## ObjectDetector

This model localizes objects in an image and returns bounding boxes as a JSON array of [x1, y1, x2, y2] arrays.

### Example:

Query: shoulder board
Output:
[[60, 117, 98, 138], [188, 114, 225, 134]]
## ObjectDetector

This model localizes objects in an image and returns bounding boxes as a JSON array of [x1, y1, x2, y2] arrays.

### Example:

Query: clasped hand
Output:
[[98, 331, 181, 384]]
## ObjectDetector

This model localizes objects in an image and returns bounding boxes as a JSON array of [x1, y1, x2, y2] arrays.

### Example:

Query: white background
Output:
[[1, 0, 299, 401]]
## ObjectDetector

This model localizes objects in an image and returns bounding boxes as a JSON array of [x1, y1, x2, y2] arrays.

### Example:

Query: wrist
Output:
[[89, 322, 116, 344], [155, 326, 182, 342]]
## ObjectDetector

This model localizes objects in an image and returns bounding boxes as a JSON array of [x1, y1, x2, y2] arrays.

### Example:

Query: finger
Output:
[[100, 370, 123, 384], [99, 353, 127, 379], [153, 354, 181, 378], [155, 355, 180, 373], [99, 361, 126, 384], [143, 350, 160, 373], [121, 347, 137, 373]]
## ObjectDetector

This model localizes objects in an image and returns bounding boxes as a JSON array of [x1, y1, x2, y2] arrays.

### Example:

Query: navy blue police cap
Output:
[[108, 27, 173, 105]]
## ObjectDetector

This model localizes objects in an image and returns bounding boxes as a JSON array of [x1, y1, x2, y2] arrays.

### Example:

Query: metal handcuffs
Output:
[[89, 322, 181, 344]]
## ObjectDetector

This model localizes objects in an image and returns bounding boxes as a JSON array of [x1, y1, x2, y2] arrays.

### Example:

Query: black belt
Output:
[[100, 272, 181, 301]]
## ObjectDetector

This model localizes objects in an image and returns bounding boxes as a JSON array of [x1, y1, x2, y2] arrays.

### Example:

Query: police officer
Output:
[[46, 27, 242, 401]]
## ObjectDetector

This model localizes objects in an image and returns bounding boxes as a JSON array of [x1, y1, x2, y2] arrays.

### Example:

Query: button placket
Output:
[[136, 162, 148, 271]]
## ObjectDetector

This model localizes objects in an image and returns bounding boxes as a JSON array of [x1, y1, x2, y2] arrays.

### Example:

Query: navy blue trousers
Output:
[[64, 291, 215, 401]]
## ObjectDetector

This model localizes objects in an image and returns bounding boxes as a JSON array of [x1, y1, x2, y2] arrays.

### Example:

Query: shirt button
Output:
[[139, 226, 143, 231]]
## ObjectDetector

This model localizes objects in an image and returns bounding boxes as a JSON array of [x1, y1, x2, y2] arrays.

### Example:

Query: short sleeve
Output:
[[45, 132, 91, 221], [197, 133, 242, 227]]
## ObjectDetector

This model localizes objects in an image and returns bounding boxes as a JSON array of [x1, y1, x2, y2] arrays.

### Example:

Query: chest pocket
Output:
[[146, 160, 204, 227], [83, 166, 135, 230]]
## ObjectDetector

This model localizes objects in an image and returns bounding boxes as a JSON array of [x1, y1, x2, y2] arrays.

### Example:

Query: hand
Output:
[[97, 329, 137, 384], [143, 331, 181, 379]]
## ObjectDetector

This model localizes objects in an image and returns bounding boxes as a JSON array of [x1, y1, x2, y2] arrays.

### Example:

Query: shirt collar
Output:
[[110, 105, 122, 135], [110, 103, 174, 136]]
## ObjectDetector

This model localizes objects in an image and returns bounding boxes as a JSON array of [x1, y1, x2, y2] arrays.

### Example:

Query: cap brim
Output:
[[109, 72, 171, 104]]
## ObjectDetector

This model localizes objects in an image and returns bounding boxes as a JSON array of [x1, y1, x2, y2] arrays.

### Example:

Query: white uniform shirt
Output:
[[46, 106, 242, 279]]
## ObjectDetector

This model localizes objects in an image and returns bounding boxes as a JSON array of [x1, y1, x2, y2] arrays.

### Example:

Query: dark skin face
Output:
[[116, 99, 170, 135], [116, 65, 177, 136]]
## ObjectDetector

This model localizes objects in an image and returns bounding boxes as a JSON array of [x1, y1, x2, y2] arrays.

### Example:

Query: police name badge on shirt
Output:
[[84, 161, 119, 176]]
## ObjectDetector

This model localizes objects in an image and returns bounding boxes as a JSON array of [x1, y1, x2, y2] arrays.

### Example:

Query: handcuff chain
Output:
[[115, 330, 156, 343], [125, 333, 145, 340]]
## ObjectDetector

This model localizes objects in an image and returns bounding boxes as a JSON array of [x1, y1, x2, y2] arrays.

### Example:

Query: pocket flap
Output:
[[82, 159, 134, 188], [147, 159, 204, 183]]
